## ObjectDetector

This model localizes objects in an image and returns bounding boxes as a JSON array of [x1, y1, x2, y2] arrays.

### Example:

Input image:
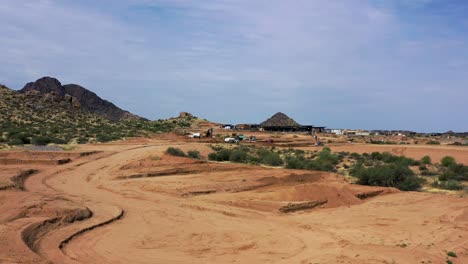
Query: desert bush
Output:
[[318, 148, 340, 164], [426, 140, 440, 145], [441, 156, 456, 167], [351, 163, 424, 191], [31, 136, 52, 146], [8, 132, 31, 145], [421, 170, 437, 176], [285, 155, 307, 169], [432, 180, 463, 191], [421, 155, 432, 165], [77, 137, 89, 144], [187, 150, 200, 159], [261, 152, 283, 166], [305, 159, 335, 172], [229, 149, 248, 163], [208, 149, 231, 161], [166, 147, 186, 157], [96, 134, 116, 143], [379, 152, 417, 166], [439, 163, 468, 181]]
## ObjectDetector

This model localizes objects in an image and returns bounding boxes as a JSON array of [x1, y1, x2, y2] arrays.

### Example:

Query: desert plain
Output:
[[1, 134, 467, 264]]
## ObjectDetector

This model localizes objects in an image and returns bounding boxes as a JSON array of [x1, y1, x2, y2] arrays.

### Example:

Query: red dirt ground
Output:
[[0, 138, 467, 263]]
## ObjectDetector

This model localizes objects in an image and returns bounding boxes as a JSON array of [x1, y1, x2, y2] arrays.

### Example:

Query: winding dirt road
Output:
[[1, 140, 468, 263]]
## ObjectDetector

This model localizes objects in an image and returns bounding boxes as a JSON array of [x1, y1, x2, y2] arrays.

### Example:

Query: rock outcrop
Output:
[[20, 77, 143, 121]]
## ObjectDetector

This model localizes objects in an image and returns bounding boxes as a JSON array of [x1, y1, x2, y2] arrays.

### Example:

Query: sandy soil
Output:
[[0, 137, 467, 264]]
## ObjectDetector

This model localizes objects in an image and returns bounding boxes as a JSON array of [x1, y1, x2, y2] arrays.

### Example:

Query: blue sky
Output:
[[1, 0, 467, 132]]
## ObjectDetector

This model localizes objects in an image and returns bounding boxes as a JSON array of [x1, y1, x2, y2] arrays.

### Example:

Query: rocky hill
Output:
[[20, 77, 143, 121], [260, 112, 301, 127], [0, 80, 195, 146]]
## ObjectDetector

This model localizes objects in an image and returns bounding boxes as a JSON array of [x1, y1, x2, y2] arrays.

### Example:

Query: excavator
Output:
[[202, 128, 213, 138]]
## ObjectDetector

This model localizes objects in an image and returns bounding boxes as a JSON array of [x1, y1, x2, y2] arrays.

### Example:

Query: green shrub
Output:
[[378, 152, 416, 166], [306, 159, 335, 171], [421, 155, 432, 165], [439, 163, 468, 181], [261, 152, 283, 166], [447, 251, 457, 258], [51, 137, 67, 144], [285, 155, 307, 169], [187, 150, 200, 159], [351, 163, 424, 191], [7, 137, 25, 145], [317, 148, 340, 164], [421, 170, 437, 176], [166, 147, 186, 157], [426, 140, 440, 145], [432, 180, 463, 191], [229, 149, 247, 163], [96, 134, 115, 143], [213, 149, 232, 161], [77, 137, 89, 144], [8, 132, 31, 145], [371, 152, 383, 160], [31, 136, 51, 146], [441, 156, 456, 167]]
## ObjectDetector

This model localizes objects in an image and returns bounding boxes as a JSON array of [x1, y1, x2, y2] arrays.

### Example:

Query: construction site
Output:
[[0, 112, 467, 264]]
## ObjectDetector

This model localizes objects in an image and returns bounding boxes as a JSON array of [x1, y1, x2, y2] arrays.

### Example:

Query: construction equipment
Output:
[[202, 128, 213, 138]]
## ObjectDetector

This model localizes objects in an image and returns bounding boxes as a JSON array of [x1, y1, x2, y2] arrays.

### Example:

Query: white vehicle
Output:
[[188, 133, 201, 138], [224, 137, 238, 143]]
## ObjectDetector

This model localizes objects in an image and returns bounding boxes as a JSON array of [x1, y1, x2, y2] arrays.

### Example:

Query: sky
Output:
[[1, 0, 467, 132]]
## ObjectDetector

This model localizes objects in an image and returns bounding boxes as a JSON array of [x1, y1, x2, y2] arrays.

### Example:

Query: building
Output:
[[235, 124, 260, 130], [328, 129, 344, 135]]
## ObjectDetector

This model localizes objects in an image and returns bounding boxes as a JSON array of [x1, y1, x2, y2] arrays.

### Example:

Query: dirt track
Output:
[[1, 139, 467, 263]]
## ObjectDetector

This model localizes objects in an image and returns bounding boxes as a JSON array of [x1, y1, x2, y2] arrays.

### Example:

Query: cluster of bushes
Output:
[[208, 145, 284, 166], [412, 156, 468, 192], [367, 151, 419, 166], [350, 163, 425, 191], [421, 155, 432, 165], [207, 145, 343, 172], [165, 147, 201, 159], [369, 140, 398, 145], [426, 140, 441, 145], [437, 156, 467, 182], [284, 147, 340, 172], [171, 143, 466, 193], [0, 116, 197, 146], [431, 180, 464, 191]]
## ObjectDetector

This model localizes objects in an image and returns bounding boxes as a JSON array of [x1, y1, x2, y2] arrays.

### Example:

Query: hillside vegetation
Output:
[[0, 84, 193, 145]]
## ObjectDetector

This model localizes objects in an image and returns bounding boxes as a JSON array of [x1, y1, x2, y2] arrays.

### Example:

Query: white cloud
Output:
[[0, 0, 467, 131]]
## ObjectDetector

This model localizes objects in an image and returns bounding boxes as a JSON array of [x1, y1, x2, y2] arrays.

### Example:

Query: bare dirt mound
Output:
[[0, 169, 38, 191], [22, 208, 93, 253]]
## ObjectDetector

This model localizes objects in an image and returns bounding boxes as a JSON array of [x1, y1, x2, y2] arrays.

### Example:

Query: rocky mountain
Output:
[[0, 81, 195, 146], [20, 77, 143, 121], [260, 112, 301, 127]]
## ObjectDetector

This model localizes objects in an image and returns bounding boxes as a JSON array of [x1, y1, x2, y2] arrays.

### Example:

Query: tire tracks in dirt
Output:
[[19, 146, 148, 263]]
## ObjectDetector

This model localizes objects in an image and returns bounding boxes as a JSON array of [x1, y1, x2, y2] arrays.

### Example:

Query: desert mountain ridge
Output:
[[20, 76, 144, 121], [0, 80, 198, 145]]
